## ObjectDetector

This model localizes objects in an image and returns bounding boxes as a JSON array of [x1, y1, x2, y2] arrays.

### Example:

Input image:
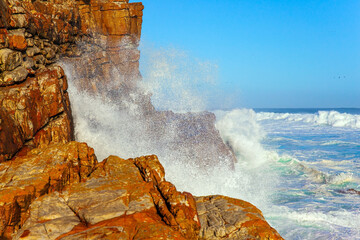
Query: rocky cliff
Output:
[[0, 0, 283, 239]]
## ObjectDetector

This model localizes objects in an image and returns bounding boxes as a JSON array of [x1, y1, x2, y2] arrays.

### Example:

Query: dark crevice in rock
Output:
[[10, 110, 66, 160], [62, 198, 89, 227]]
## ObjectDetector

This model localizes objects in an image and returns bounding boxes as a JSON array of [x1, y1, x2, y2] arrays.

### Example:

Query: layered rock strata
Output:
[[0, 0, 283, 239], [0, 142, 97, 239], [0, 141, 281, 239], [0, 0, 146, 163], [2, 144, 199, 239]]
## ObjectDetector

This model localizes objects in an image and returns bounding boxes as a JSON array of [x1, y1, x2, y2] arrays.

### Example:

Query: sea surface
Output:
[[67, 72, 360, 240], [215, 108, 360, 239]]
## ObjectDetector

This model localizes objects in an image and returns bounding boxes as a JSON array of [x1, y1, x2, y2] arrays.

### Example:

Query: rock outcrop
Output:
[[0, 142, 281, 239], [0, 0, 283, 239], [0, 142, 97, 239], [1, 144, 198, 239], [196, 196, 282, 240]]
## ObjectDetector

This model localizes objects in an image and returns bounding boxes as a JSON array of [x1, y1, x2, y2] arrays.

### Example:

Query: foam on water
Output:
[[257, 110, 360, 129], [215, 108, 360, 239], [321, 140, 360, 146], [63, 44, 360, 239], [268, 206, 360, 240]]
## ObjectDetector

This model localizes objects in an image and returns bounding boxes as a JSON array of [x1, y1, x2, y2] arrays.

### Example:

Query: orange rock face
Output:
[[0, 66, 72, 161], [0, 0, 81, 161], [5, 153, 196, 239], [7, 29, 27, 50], [1, 147, 283, 240], [0, 0, 144, 96], [132, 155, 201, 239], [0, 142, 97, 239]]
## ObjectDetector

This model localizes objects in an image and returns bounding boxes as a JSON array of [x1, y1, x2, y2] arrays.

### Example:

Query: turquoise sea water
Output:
[[252, 108, 360, 239]]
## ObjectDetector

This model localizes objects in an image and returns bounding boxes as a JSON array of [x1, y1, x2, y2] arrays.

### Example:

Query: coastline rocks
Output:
[[1, 145, 282, 240], [0, 48, 22, 72], [0, 66, 72, 161], [196, 195, 283, 240], [0, 142, 97, 239], [337, 188, 360, 195], [8, 151, 199, 239]]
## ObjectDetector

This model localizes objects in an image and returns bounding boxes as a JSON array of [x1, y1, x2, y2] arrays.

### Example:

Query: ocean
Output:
[[66, 57, 360, 239], [214, 108, 360, 239]]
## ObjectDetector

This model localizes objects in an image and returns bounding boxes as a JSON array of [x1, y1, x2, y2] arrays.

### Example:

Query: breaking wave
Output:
[[215, 109, 270, 168], [256, 110, 360, 129], [214, 108, 360, 239], [63, 40, 360, 239]]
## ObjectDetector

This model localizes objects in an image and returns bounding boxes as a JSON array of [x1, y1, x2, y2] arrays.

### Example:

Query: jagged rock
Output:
[[30, 113, 72, 149], [43, 47, 56, 60], [7, 29, 27, 51], [132, 155, 201, 239], [0, 66, 28, 86], [11, 154, 198, 240], [33, 54, 46, 68], [0, 48, 22, 72], [0, 142, 97, 239], [3, 149, 281, 240], [195, 195, 283, 240], [0, 106, 24, 162], [9, 14, 29, 29], [26, 46, 41, 57], [0, 67, 72, 161], [26, 37, 34, 47], [0, 29, 9, 49], [21, 57, 35, 71]]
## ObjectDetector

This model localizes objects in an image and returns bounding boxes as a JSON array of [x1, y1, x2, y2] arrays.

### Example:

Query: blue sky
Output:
[[139, 0, 360, 109]]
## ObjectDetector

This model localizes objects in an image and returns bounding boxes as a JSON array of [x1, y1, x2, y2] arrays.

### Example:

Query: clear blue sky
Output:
[[139, 0, 360, 109]]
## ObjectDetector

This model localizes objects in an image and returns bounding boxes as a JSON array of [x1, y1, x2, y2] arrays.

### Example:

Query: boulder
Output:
[[196, 195, 283, 240], [7, 29, 27, 51], [0, 48, 22, 72], [0, 66, 28, 86]]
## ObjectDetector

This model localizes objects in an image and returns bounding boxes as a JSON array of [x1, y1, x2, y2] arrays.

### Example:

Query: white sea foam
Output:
[[214, 108, 360, 239], [268, 206, 360, 240], [321, 140, 360, 146], [257, 111, 360, 129], [63, 42, 360, 240], [215, 109, 270, 168], [63, 46, 280, 216]]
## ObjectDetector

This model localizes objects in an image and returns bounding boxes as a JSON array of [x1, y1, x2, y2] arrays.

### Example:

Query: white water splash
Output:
[[215, 109, 270, 168], [257, 110, 360, 129], [139, 45, 218, 112]]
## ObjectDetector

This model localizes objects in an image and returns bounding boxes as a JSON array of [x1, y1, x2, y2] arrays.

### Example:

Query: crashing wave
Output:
[[256, 110, 360, 129]]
